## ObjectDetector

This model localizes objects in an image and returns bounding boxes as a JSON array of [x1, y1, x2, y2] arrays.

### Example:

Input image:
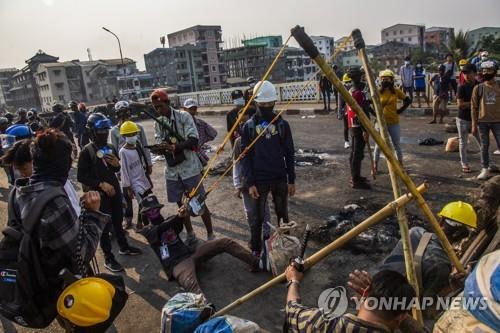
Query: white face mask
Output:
[[125, 135, 138, 145], [404, 61, 410, 66], [233, 97, 245, 106], [481, 56, 488, 61]]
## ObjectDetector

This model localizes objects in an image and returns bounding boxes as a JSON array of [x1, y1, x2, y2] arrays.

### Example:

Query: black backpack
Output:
[[0, 185, 67, 328]]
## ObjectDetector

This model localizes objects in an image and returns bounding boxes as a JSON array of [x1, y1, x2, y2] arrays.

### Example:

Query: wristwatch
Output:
[[287, 280, 300, 289]]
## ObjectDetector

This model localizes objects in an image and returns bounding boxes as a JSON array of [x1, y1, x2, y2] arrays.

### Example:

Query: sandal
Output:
[[462, 166, 472, 173]]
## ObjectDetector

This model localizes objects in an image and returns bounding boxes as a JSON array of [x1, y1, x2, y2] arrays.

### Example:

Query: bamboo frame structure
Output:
[[214, 184, 428, 316], [290, 25, 464, 274], [352, 28, 422, 323]]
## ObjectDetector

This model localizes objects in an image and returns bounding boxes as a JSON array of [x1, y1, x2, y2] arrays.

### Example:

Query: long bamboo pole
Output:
[[352, 29, 423, 324], [214, 184, 428, 316], [290, 26, 464, 273]]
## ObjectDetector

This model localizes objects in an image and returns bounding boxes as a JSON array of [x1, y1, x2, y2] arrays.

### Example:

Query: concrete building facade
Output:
[[381, 24, 425, 49], [467, 27, 500, 50], [168, 25, 226, 90], [144, 48, 177, 88], [334, 36, 355, 52], [425, 27, 454, 48], [0, 68, 18, 109]]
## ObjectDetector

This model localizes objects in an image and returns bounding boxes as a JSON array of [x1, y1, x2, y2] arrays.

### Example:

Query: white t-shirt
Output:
[[119, 146, 151, 196], [64, 180, 81, 216]]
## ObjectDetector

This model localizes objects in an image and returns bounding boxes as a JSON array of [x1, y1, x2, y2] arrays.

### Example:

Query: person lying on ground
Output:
[[284, 264, 424, 333], [137, 195, 263, 298]]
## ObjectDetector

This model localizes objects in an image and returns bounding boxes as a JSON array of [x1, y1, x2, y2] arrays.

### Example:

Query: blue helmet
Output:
[[5, 124, 34, 139]]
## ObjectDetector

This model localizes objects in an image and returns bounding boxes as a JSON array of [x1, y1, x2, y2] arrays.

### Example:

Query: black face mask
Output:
[[94, 132, 109, 146], [382, 81, 393, 89], [258, 106, 275, 120], [483, 73, 495, 81]]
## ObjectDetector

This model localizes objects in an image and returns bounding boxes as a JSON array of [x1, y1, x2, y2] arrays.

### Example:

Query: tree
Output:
[[479, 35, 500, 62], [445, 30, 475, 61]]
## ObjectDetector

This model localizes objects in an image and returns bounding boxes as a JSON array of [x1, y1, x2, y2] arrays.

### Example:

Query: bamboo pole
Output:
[[214, 184, 428, 316], [352, 28, 423, 324], [290, 26, 465, 273]]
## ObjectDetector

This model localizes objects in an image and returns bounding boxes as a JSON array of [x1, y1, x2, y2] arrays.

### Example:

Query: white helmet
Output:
[[114, 100, 130, 112], [183, 98, 198, 109], [253, 80, 277, 103]]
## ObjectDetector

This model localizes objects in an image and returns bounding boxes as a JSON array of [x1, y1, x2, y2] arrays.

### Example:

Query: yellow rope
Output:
[[205, 34, 354, 194], [189, 34, 293, 198]]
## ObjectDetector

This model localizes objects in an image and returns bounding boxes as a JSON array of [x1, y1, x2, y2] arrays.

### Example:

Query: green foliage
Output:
[[479, 35, 500, 62], [446, 30, 475, 60]]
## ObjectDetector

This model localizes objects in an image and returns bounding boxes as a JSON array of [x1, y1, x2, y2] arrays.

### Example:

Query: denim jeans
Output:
[[374, 124, 403, 163], [241, 189, 271, 240], [478, 122, 500, 168], [455, 117, 480, 167]]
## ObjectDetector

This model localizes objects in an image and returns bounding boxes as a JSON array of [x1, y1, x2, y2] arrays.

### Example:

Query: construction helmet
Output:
[[86, 113, 112, 130], [342, 73, 352, 83], [114, 100, 130, 112], [379, 69, 395, 79], [52, 102, 65, 113], [438, 201, 477, 229], [459, 59, 468, 66], [5, 124, 33, 140], [120, 120, 139, 135], [57, 277, 115, 327], [253, 80, 277, 103]]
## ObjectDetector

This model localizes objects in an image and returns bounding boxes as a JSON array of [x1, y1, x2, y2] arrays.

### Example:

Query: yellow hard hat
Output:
[[57, 277, 115, 327], [459, 59, 468, 66], [379, 69, 395, 79], [438, 201, 477, 228], [120, 121, 139, 136], [342, 73, 352, 83]]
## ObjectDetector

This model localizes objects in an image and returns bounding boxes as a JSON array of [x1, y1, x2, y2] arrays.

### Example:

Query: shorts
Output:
[[415, 86, 426, 93], [166, 174, 205, 204], [433, 96, 448, 114], [403, 86, 414, 94]]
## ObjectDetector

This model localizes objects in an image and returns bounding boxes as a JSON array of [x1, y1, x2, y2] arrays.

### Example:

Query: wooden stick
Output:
[[354, 29, 422, 324], [214, 184, 428, 316], [290, 25, 464, 274]]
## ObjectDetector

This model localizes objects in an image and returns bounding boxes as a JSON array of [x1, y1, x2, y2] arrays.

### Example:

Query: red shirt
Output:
[[346, 89, 366, 128]]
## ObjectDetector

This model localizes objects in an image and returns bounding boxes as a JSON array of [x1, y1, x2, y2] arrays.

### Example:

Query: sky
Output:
[[1, 0, 499, 71]]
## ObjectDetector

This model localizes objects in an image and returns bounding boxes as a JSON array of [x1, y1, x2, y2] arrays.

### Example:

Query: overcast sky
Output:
[[1, 0, 499, 70]]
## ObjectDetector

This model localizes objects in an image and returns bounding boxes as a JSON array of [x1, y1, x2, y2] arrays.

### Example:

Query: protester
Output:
[[373, 69, 411, 174], [49, 102, 76, 145], [285, 265, 419, 332], [119, 120, 153, 230], [138, 199, 261, 298], [227, 89, 246, 147], [244, 76, 257, 104], [4, 113, 14, 127], [456, 64, 480, 173], [27, 110, 43, 133], [319, 74, 333, 111], [74, 102, 89, 149], [472, 60, 500, 180], [332, 64, 342, 110], [473, 50, 490, 83], [430, 65, 450, 124], [110, 100, 152, 229], [151, 88, 214, 243], [77, 113, 142, 272], [183, 98, 218, 166], [14, 108, 28, 125], [346, 67, 374, 189], [444, 53, 458, 101], [458, 59, 469, 85], [240, 80, 295, 256], [400, 56, 414, 105], [470, 48, 484, 70], [1, 124, 34, 185], [337, 73, 352, 149], [413, 60, 430, 108]]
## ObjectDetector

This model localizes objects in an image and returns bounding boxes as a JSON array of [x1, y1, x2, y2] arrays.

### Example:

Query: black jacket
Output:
[[77, 143, 121, 190]]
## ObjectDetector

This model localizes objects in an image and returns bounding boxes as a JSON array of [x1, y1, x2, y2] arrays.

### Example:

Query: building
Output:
[[467, 27, 500, 50], [0, 68, 18, 109], [334, 36, 355, 52], [242, 36, 282, 48], [303, 36, 335, 81], [425, 27, 454, 48], [144, 48, 177, 88], [370, 41, 413, 73], [168, 25, 226, 90], [381, 24, 425, 49], [9, 50, 59, 110], [174, 45, 207, 93]]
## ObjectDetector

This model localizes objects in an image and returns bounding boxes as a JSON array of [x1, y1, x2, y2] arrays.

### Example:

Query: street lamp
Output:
[[102, 27, 125, 76]]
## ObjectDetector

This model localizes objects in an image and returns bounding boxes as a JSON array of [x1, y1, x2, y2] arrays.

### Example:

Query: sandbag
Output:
[[161, 293, 214, 333], [445, 137, 459, 152], [263, 224, 301, 276], [194, 315, 260, 333]]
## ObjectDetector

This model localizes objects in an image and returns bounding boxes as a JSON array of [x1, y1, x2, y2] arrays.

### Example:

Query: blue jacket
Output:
[[241, 115, 295, 186]]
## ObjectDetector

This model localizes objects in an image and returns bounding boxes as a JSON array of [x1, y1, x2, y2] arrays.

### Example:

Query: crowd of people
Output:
[[0, 51, 498, 332]]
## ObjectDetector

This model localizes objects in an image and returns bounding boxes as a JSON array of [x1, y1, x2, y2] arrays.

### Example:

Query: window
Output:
[[408, 37, 412, 41], [400, 38, 404, 42], [213, 77, 217, 83], [393, 31, 396, 36], [211, 65, 216, 72], [409, 29, 412, 33], [400, 30, 403, 34], [385, 32, 389, 37], [54, 70, 61, 76], [59, 95, 64, 101], [55, 82, 64, 89]]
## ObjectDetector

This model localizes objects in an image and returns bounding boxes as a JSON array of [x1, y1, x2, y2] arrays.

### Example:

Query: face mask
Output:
[[481, 56, 488, 61], [258, 105, 274, 119], [144, 208, 163, 225], [483, 73, 495, 81], [233, 97, 245, 106], [416, 64, 422, 68], [381, 81, 393, 89], [404, 61, 410, 66], [94, 132, 108, 146], [125, 135, 138, 145]]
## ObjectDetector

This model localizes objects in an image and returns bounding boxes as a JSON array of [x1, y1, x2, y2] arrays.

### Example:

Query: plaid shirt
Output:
[[10, 179, 108, 287], [285, 301, 391, 333], [194, 117, 217, 165]]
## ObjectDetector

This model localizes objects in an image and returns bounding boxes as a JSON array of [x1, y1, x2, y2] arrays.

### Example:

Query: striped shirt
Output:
[[285, 301, 391, 333]]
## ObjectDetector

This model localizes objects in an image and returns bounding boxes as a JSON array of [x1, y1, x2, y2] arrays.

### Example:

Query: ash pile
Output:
[[295, 149, 335, 167], [312, 204, 427, 254]]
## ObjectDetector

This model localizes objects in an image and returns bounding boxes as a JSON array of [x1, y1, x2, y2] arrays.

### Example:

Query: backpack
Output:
[[0, 185, 68, 328]]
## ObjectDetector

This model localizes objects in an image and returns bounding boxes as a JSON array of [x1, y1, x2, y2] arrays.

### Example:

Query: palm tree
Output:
[[445, 30, 475, 60]]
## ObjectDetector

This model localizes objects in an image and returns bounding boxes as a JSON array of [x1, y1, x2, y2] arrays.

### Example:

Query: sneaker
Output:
[[119, 246, 142, 256], [207, 233, 216, 241], [185, 233, 198, 246], [428, 120, 436, 124], [344, 141, 350, 149], [488, 165, 499, 173], [104, 257, 124, 272], [494, 150, 500, 155], [351, 180, 372, 189], [477, 168, 489, 180]]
